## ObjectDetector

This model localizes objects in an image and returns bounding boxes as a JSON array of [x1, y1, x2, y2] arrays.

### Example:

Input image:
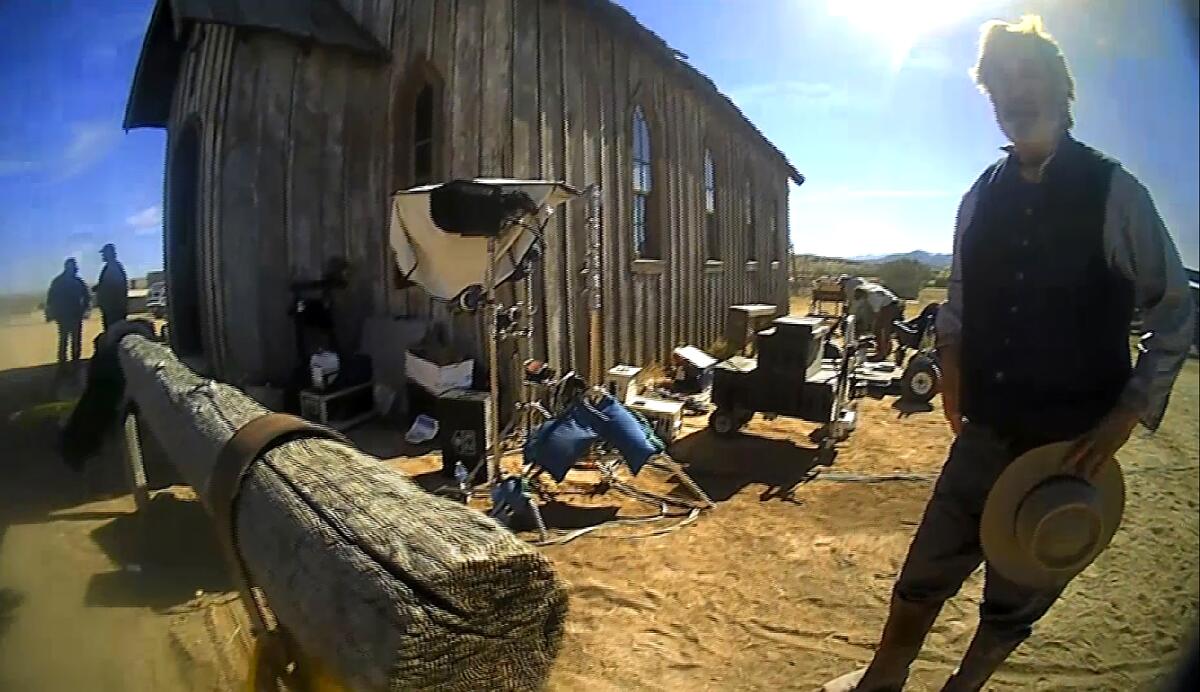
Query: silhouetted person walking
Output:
[[95, 243, 128, 329], [45, 258, 91, 366]]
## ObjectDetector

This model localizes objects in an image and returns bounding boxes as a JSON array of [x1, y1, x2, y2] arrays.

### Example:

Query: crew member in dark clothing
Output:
[[95, 243, 128, 329], [45, 258, 91, 366], [824, 15, 1192, 692]]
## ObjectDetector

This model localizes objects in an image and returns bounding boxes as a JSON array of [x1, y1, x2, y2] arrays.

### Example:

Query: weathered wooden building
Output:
[[125, 0, 803, 387]]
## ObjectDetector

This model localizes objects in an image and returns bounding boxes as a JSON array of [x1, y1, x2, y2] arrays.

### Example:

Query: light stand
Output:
[[484, 236, 502, 487]]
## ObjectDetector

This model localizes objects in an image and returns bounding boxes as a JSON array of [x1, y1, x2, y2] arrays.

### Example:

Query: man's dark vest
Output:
[[960, 136, 1134, 441]]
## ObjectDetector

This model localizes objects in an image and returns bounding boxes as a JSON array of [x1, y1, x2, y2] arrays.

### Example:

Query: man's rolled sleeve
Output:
[[1106, 169, 1195, 430], [935, 186, 978, 350]]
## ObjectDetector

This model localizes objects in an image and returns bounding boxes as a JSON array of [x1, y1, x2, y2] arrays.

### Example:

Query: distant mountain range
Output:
[[848, 250, 953, 268]]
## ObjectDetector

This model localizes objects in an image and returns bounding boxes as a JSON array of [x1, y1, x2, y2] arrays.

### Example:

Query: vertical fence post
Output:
[[122, 409, 150, 512]]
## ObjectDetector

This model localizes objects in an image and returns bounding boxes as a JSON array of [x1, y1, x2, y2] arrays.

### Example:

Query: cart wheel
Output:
[[900, 354, 941, 403], [709, 409, 740, 437]]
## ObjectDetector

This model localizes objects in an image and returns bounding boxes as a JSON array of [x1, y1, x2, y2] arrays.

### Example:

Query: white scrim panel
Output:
[[388, 180, 579, 301]]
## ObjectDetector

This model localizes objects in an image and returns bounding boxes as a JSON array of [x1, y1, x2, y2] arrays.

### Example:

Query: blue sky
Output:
[[0, 1, 1197, 295]]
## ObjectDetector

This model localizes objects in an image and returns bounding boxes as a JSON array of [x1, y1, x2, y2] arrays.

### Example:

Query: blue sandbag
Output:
[[576, 394, 662, 475], [523, 406, 599, 482]]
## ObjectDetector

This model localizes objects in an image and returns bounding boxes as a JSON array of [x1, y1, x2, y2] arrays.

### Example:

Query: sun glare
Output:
[[825, 0, 995, 69]]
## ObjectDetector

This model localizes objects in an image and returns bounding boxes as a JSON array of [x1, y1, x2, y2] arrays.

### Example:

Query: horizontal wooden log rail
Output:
[[69, 329, 568, 691]]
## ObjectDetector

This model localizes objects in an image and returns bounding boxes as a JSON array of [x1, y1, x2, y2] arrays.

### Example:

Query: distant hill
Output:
[[794, 253, 865, 265], [0, 292, 42, 318], [849, 250, 952, 268]]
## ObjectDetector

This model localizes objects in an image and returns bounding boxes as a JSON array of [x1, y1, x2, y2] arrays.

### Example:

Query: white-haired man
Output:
[[825, 15, 1192, 692]]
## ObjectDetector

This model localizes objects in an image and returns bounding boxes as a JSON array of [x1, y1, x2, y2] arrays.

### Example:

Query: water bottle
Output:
[[454, 461, 469, 489]]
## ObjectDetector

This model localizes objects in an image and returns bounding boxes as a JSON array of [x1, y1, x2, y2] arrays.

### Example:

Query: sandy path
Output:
[[537, 362, 1199, 691], [0, 312, 107, 371], [0, 312, 1195, 691]]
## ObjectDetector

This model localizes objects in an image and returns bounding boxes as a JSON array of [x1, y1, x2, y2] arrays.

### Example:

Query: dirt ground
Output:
[[1, 305, 1197, 691]]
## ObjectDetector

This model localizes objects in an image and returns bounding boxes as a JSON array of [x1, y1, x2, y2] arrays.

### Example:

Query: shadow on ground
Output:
[[84, 493, 233, 610], [2, 362, 219, 614], [891, 398, 934, 417], [534, 500, 621, 530], [669, 428, 822, 502]]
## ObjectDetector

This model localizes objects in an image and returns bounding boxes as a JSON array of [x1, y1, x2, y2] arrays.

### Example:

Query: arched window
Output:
[[704, 149, 719, 260], [413, 83, 435, 185], [744, 177, 756, 262], [393, 60, 443, 192], [632, 106, 654, 258]]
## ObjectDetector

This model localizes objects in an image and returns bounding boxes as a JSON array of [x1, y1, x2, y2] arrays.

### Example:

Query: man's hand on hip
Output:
[[1063, 406, 1140, 478]]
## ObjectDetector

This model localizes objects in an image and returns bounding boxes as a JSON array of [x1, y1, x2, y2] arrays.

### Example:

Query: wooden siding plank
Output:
[[202, 27, 234, 372], [562, 3, 588, 371], [538, 0, 565, 370], [451, 0, 482, 177], [321, 53, 348, 277], [652, 76, 667, 362], [191, 27, 216, 366], [610, 34, 631, 364], [450, 0, 484, 355], [287, 50, 327, 283], [594, 20, 617, 371], [383, 0, 412, 317], [213, 27, 238, 368], [400, 0, 440, 320], [481, 0, 512, 176], [581, 11, 603, 373], [624, 53, 643, 362], [664, 87, 679, 356], [342, 53, 389, 353], [484, 1, 520, 420], [632, 276, 645, 365], [511, 0, 539, 180], [510, 0, 540, 366], [411, 0, 436, 57], [693, 101, 706, 346], [675, 86, 687, 354], [683, 95, 700, 348], [214, 28, 265, 384], [251, 36, 301, 384]]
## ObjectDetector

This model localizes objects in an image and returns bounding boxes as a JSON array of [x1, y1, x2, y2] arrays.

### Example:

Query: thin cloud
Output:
[[125, 205, 162, 234], [0, 119, 122, 181], [56, 120, 121, 180]]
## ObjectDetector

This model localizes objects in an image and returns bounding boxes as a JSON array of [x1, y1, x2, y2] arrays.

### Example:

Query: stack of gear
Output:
[[711, 316, 840, 433], [756, 317, 828, 379], [752, 316, 835, 422]]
